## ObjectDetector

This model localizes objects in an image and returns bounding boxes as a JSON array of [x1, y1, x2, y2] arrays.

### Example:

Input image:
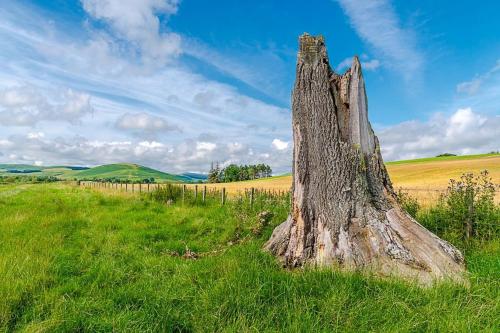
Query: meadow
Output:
[[0, 183, 498, 332]]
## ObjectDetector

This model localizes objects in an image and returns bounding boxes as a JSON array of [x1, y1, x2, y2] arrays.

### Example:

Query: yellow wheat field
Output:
[[187, 155, 500, 206]]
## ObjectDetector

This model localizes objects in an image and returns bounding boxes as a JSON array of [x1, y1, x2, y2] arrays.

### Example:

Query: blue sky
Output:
[[0, 0, 498, 174]]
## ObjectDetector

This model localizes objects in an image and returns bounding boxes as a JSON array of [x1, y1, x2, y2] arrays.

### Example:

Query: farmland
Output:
[[0, 183, 498, 331], [188, 154, 500, 205]]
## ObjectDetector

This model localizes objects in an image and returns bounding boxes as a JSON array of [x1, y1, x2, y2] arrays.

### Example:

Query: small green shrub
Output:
[[148, 184, 183, 203], [419, 171, 499, 246], [396, 189, 420, 218]]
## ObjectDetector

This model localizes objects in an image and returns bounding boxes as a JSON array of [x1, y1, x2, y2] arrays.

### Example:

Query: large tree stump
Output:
[[265, 34, 465, 285]]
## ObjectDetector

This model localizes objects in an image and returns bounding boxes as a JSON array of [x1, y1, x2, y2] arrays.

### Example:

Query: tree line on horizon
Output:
[[208, 162, 272, 183]]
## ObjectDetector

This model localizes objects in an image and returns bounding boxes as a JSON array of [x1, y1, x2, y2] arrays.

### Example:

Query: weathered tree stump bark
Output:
[[265, 34, 465, 285]]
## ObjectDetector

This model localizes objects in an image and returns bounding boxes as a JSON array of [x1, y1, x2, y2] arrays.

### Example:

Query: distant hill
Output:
[[0, 163, 195, 183], [0, 164, 43, 171], [0, 164, 81, 178], [181, 172, 208, 182], [72, 163, 191, 183]]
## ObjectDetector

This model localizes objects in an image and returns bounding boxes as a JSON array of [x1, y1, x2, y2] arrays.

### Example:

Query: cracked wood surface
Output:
[[265, 33, 466, 285]]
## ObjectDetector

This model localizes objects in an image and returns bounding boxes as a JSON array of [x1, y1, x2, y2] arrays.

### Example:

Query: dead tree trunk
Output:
[[265, 34, 465, 285]]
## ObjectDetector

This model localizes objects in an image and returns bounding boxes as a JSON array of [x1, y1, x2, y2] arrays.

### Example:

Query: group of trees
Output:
[[0, 175, 58, 184], [208, 162, 272, 183]]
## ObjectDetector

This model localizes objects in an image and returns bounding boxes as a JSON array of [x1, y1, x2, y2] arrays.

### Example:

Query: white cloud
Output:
[[446, 108, 486, 137], [81, 0, 181, 66], [0, 130, 296, 174], [335, 0, 423, 79], [227, 142, 244, 154], [138, 141, 164, 149], [0, 86, 93, 126], [115, 112, 180, 135], [34, 160, 43, 166], [27, 132, 45, 139], [0, 139, 13, 147], [196, 141, 216, 152], [272, 138, 289, 150], [134, 140, 165, 155], [379, 108, 499, 161]]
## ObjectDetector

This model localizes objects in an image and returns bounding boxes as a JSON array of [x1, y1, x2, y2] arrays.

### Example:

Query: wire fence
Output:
[[79, 180, 498, 244], [78, 181, 499, 206], [78, 181, 291, 206]]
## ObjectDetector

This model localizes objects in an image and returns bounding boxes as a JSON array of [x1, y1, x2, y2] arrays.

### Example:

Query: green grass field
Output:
[[385, 153, 500, 165], [73, 163, 190, 182], [1, 183, 498, 332]]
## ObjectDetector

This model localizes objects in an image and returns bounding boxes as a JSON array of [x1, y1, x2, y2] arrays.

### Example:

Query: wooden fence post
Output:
[[147, 183, 150, 192], [194, 185, 198, 201], [202, 186, 206, 203], [221, 187, 226, 205], [182, 185, 186, 203], [250, 187, 255, 206]]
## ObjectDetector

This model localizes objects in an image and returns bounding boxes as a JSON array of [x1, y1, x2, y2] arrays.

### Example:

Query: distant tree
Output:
[[208, 161, 221, 183], [222, 164, 240, 182]]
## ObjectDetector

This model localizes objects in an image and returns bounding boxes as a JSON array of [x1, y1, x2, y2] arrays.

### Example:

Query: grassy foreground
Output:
[[1, 184, 498, 332]]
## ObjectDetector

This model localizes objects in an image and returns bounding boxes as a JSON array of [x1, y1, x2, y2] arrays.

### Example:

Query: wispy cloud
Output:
[[335, 0, 423, 79], [0, 1, 292, 173], [336, 56, 380, 73], [456, 59, 500, 95], [81, 0, 290, 102], [182, 38, 291, 103]]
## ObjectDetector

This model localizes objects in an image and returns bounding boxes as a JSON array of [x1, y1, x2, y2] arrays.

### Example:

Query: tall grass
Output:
[[0, 183, 498, 332]]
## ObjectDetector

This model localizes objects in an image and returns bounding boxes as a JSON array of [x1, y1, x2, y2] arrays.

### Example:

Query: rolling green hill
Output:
[[0, 163, 196, 183], [71, 163, 191, 182]]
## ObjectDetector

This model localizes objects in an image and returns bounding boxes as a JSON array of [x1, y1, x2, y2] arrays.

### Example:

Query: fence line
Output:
[[77, 181, 499, 206], [78, 180, 292, 206]]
